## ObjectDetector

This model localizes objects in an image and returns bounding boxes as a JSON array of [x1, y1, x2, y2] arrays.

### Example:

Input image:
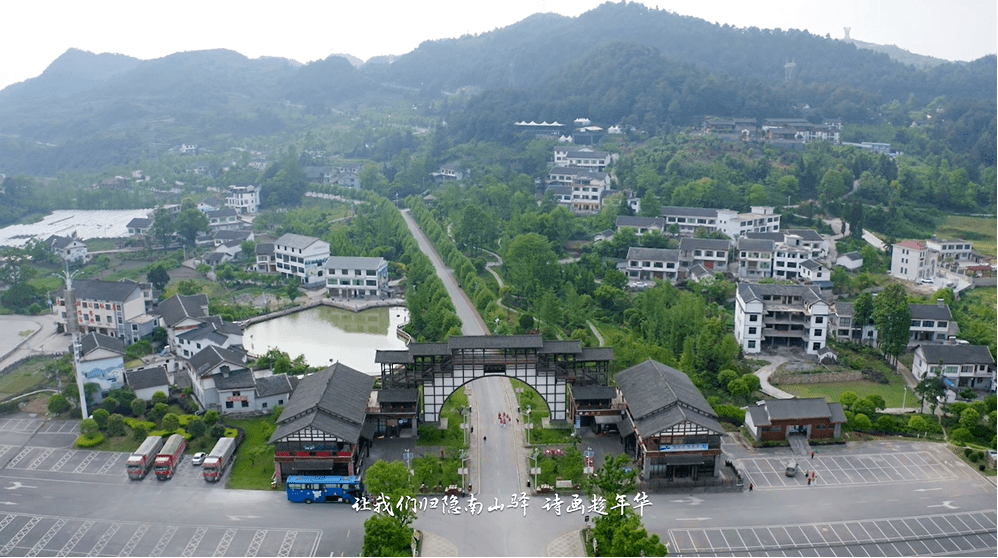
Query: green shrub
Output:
[[124, 418, 156, 431], [75, 434, 104, 448]]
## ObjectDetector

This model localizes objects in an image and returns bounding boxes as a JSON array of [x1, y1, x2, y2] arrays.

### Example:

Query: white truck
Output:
[[126, 435, 164, 480], [201, 437, 237, 483]]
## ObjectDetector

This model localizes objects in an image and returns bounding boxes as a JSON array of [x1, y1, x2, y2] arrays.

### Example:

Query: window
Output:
[[262, 402, 268, 408], [225, 401, 233, 409], [748, 327, 757, 335], [95, 315, 101, 322], [748, 340, 756, 349], [242, 400, 249, 408], [938, 321, 947, 328], [749, 315, 758, 322], [279, 399, 284, 405], [815, 316, 824, 324]]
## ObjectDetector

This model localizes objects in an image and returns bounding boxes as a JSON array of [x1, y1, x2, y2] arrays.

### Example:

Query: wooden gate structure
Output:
[[375, 335, 613, 422]]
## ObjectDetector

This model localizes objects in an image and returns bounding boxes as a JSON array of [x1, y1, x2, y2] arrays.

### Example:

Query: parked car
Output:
[[192, 452, 207, 466]]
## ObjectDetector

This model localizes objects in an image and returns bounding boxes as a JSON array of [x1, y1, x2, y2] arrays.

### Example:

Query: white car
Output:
[[192, 452, 207, 466], [919, 277, 935, 285]]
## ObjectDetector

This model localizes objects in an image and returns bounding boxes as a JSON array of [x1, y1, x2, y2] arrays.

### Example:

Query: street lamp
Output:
[[901, 385, 908, 412], [525, 405, 532, 445], [531, 448, 540, 491]]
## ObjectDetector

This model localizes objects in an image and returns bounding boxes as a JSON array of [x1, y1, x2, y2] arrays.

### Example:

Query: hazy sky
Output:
[[2, 0, 994, 91]]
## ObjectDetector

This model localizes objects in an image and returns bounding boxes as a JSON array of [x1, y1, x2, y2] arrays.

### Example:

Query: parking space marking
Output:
[[57, 519, 94, 557], [245, 529, 268, 558], [50, 449, 75, 472], [277, 530, 297, 557], [6, 448, 31, 468], [73, 451, 99, 474], [26, 518, 66, 557], [213, 528, 237, 557], [2, 516, 41, 556], [150, 525, 178, 557], [87, 523, 120, 557], [181, 526, 208, 557], [667, 510, 997, 555], [0, 445, 13, 461], [97, 453, 122, 475], [118, 524, 149, 557], [26, 448, 54, 471], [740, 451, 961, 490]]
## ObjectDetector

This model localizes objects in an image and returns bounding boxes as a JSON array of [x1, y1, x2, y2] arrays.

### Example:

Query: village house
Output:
[[274, 233, 330, 288], [53, 279, 156, 344], [76, 332, 126, 399], [835, 251, 864, 271], [890, 240, 937, 282], [678, 237, 730, 273], [124, 365, 170, 402], [225, 184, 261, 214], [47, 234, 88, 263], [325, 256, 389, 298], [745, 398, 846, 441], [625, 247, 683, 285], [912, 343, 995, 398], [735, 283, 830, 355], [158, 293, 211, 350]]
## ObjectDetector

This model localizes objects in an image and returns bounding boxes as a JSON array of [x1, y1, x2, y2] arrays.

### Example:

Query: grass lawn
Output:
[[416, 386, 468, 448], [0, 356, 53, 399], [782, 370, 911, 408], [937, 215, 997, 258], [225, 417, 280, 490], [512, 379, 575, 445]]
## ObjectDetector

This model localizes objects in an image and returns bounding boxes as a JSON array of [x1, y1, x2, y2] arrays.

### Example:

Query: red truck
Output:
[[153, 434, 187, 480], [201, 437, 237, 483], [126, 435, 164, 480]]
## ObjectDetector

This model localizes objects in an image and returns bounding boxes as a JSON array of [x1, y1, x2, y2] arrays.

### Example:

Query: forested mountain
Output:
[[0, 1, 993, 176]]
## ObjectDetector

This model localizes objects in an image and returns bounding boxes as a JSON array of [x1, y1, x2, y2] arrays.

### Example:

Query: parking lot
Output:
[[738, 452, 959, 489], [0, 513, 320, 557], [669, 510, 997, 556]]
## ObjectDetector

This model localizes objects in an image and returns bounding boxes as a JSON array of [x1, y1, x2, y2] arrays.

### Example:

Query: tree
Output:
[[839, 391, 859, 410], [907, 415, 929, 432], [130, 397, 146, 417], [865, 394, 886, 411], [851, 413, 872, 431], [595, 513, 669, 557], [204, 410, 220, 427], [727, 378, 750, 400], [873, 282, 911, 368], [285, 281, 300, 301], [148, 264, 171, 291], [915, 373, 946, 415], [152, 391, 169, 405], [101, 396, 118, 414], [132, 424, 148, 441], [741, 374, 761, 393], [503, 233, 558, 299], [150, 208, 176, 249], [853, 293, 875, 342], [585, 453, 637, 500], [364, 460, 417, 526], [187, 416, 206, 438], [79, 418, 99, 438], [107, 414, 126, 436], [362, 513, 413, 557], [149, 402, 169, 425], [161, 413, 180, 432], [210, 423, 227, 438], [717, 369, 739, 386], [174, 207, 210, 246], [91, 408, 110, 430], [959, 408, 981, 430], [47, 393, 70, 415]]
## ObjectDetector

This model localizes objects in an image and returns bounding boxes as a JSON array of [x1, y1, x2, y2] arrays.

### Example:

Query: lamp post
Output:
[[531, 447, 540, 491], [525, 405, 532, 445], [901, 385, 908, 412]]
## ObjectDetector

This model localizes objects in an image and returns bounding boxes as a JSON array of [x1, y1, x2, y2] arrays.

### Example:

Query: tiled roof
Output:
[[324, 256, 387, 271], [55, 279, 141, 303], [917, 344, 994, 365], [737, 283, 826, 306], [749, 398, 845, 424], [275, 233, 324, 250], [125, 366, 169, 391], [840, 251, 863, 261], [626, 247, 679, 261], [661, 206, 718, 219], [896, 240, 926, 250], [187, 345, 247, 378], [616, 360, 723, 436], [80, 332, 125, 356], [256, 374, 295, 398], [679, 237, 731, 251], [616, 216, 665, 228], [737, 238, 775, 251], [269, 362, 373, 444], [158, 294, 209, 327], [784, 229, 823, 241], [910, 303, 952, 321]]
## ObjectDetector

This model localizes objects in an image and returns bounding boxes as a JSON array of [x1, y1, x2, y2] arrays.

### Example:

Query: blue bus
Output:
[[286, 475, 364, 504]]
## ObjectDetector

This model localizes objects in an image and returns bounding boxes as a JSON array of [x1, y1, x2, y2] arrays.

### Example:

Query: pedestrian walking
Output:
[[748, 483, 753, 491], [483, 436, 487, 444], [807, 477, 811, 485], [811, 450, 815, 459]]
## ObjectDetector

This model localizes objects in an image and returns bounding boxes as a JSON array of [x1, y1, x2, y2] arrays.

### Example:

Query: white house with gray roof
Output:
[[736, 237, 775, 279], [908, 301, 958, 346], [274, 233, 330, 288], [625, 247, 682, 285], [125, 366, 170, 402], [177, 320, 243, 359], [325, 256, 389, 298], [158, 293, 211, 350], [678, 237, 731, 272], [53, 279, 155, 344], [912, 344, 995, 397], [735, 283, 831, 355]]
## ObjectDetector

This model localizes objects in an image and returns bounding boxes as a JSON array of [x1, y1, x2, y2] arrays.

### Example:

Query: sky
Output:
[[1, 0, 995, 91]]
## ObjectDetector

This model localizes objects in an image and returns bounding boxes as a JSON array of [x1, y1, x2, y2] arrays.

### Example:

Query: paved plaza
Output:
[[739, 451, 959, 489], [0, 513, 321, 557], [669, 510, 997, 556]]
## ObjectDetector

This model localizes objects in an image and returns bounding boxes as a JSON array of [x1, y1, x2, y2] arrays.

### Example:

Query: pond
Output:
[[244, 305, 409, 375]]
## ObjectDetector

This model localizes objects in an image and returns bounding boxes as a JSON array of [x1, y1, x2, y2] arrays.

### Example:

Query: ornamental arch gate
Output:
[[376, 335, 613, 422]]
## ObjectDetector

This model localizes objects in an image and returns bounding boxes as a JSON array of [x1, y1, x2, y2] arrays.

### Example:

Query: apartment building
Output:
[[53, 280, 156, 344], [625, 247, 682, 284], [890, 240, 936, 282], [736, 237, 775, 279], [735, 283, 830, 355], [716, 206, 780, 238], [325, 256, 389, 298], [225, 184, 260, 214], [274, 233, 330, 288]]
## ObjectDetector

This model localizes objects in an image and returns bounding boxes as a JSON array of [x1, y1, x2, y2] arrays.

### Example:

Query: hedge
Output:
[[75, 434, 104, 448]]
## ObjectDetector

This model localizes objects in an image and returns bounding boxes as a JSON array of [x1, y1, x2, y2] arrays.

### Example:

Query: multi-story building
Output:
[[831, 301, 878, 345], [225, 184, 260, 214], [909, 301, 958, 346], [735, 283, 830, 355], [912, 344, 995, 397], [735, 237, 775, 279], [799, 259, 831, 287], [678, 238, 730, 273], [890, 240, 936, 282], [158, 294, 211, 350], [205, 208, 242, 231], [274, 233, 330, 288], [552, 147, 612, 171], [925, 237, 974, 271], [177, 320, 243, 360], [625, 247, 682, 285], [53, 280, 156, 344], [325, 256, 389, 298], [255, 243, 276, 273], [615, 216, 666, 236], [47, 235, 88, 263], [716, 206, 780, 238], [660, 206, 719, 235]]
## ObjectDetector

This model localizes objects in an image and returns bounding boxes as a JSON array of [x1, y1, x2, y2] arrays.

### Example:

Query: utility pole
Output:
[[60, 263, 88, 418]]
